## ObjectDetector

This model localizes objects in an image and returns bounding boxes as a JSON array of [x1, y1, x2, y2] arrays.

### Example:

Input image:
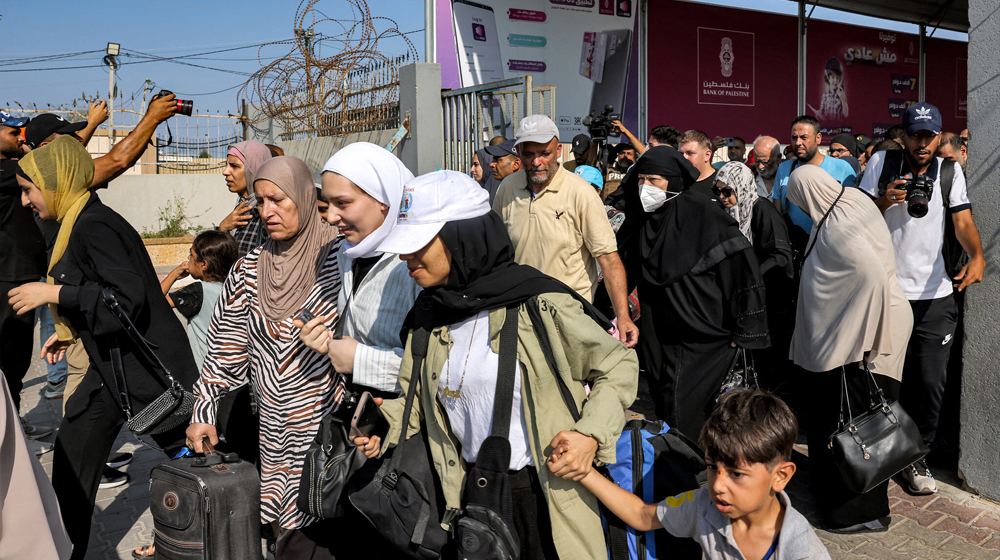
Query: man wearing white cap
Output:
[[492, 115, 637, 347]]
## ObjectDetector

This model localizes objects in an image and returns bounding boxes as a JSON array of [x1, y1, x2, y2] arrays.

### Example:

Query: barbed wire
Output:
[[239, 0, 418, 135]]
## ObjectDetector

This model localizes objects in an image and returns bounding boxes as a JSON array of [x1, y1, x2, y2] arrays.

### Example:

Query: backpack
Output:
[[604, 417, 706, 560], [877, 151, 969, 278]]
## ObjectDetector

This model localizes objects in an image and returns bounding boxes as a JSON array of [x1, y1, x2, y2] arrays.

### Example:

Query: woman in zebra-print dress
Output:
[[187, 156, 345, 546]]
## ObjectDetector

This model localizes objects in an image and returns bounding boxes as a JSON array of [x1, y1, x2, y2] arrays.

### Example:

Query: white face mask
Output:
[[639, 184, 679, 212]]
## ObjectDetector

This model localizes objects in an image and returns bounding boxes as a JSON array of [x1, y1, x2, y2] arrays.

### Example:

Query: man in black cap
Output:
[[0, 111, 50, 442], [562, 133, 591, 173], [486, 139, 522, 183], [859, 102, 985, 496]]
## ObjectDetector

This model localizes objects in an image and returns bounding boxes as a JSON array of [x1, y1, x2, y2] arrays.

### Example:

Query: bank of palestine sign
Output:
[[698, 27, 755, 107]]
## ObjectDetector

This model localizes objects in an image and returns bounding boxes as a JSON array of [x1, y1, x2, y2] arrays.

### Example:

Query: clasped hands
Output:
[[293, 314, 358, 374]]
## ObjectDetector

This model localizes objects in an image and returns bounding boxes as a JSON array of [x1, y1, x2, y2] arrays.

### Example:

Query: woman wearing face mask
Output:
[[713, 162, 795, 401], [186, 156, 344, 558], [618, 146, 769, 439], [218, 140, 272, 255], [350, 170, 637, 560]]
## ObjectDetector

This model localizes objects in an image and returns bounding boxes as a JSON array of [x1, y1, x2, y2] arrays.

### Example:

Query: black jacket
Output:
[[51, 194, 198, 419]]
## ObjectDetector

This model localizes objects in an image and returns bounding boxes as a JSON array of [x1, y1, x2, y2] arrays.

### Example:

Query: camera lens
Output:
[[177, 99, 194, 117], [907, 193, 929, 218]]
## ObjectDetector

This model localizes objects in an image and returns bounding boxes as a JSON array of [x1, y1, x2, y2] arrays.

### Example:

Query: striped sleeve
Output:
[[192, 256, 251, 426]]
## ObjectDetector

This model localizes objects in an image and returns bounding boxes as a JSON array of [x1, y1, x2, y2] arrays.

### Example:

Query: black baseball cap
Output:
[[25, 113, 88, 149], [854, 134, 872, 150], [485, 139, 517, 158], [571, 134, 591, 154], [902, 102, 942, 136]]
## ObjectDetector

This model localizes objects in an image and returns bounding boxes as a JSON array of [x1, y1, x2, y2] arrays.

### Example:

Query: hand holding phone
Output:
[[350, 391, 389, 442]]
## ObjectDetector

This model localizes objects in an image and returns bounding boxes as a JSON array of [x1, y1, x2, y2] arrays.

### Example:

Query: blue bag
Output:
[[603, 417, 706, 560]]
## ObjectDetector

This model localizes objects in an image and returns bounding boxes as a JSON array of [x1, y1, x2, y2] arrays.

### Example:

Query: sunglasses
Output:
[[711, 186, 734, 198]]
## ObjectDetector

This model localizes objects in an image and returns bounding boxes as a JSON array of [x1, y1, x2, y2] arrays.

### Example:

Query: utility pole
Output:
[[106, 43, 120, 145]]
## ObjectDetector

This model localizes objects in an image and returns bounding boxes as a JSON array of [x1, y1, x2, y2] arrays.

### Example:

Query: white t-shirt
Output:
[[859, 152, 970, 300], [437, 311, 534, 471]]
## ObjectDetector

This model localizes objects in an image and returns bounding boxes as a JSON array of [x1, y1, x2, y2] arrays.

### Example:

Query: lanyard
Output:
[[762, 531, 780, 560]]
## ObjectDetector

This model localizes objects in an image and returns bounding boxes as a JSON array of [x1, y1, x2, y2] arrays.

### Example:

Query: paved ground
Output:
[[17, 316, 1000, 559]]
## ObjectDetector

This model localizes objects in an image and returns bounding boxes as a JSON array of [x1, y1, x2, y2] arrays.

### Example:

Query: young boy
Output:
[[556, 389, 830, 560]]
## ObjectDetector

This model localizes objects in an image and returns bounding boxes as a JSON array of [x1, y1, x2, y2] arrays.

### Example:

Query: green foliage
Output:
[[141, 195, 199, 238], [199, 149, 211, 158]]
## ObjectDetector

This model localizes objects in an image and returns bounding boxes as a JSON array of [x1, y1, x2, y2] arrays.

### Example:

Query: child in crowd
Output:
[[555, 389, 830, 560], [160, 230, 239, 369]]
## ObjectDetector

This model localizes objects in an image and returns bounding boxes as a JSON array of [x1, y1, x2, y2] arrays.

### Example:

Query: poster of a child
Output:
[[809, 57, 849, 122]]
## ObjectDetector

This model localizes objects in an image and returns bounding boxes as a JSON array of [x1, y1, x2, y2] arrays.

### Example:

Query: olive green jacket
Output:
[[380, 292, 638, 560]]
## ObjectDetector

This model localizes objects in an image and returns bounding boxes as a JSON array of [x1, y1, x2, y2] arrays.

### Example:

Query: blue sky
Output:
[[0, 0, 966, 114]]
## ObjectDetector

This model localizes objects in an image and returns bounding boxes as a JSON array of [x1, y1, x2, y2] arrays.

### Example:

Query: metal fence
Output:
[[441, 76, 557, 174], [4, 94, 241, 174], [273, 55, 407, 141]]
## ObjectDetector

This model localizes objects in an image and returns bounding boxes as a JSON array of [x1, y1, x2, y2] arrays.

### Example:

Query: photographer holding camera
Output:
[[859, 102, 984, 495]]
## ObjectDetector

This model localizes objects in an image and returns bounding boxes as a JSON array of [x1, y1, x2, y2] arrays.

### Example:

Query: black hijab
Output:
[[474, 147, 502, 203], [402, 210, 610, 339], [619, 146, 744, 287]]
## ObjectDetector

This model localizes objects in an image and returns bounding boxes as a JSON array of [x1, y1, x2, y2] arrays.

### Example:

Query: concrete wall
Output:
[[959, 0, 1000, 501], [102, 174, 234, 235], [277, 129, 402, 184]]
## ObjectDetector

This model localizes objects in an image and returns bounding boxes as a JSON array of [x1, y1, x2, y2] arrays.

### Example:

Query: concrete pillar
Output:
[[398, 63, 443, 175], [959, 0, 1000, 501]]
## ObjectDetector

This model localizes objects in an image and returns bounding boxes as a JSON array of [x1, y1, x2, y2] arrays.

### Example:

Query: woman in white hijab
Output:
[[299, 141, 419, 398], [787, 165, 912, 534]]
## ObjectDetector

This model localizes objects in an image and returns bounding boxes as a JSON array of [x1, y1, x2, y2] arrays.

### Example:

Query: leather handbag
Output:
[[102, 288, 195, 436], [717, 347, 759, 402], [455, 305, 520, 560], [349, 325, 451, 560], [828, 363, 929, 494], [297, 309, 368, 519]]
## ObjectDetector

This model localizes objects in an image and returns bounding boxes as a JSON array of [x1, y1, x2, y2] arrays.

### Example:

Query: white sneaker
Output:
[[901, 458, 937, 495]]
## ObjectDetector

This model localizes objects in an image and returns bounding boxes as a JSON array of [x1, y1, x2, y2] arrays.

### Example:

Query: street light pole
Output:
[[106, 43, 120, 145]]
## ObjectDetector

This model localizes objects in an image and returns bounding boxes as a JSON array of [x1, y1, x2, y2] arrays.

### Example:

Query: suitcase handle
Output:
[[192, 437, 241, 467]]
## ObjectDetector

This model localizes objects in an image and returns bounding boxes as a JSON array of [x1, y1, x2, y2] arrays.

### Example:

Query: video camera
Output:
[[582, 105, 621, 142], [151, 89, 193, 117], [879, 174, 933, 218]]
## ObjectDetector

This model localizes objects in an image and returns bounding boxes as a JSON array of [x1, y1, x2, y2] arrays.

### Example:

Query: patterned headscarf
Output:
[[715, 162, 757, 243]]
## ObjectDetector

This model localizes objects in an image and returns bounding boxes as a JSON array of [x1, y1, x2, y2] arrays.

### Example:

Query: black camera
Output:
[[879, 174, 933, 218], [152, 89, 193, 116], [582, 105, 621, 142]]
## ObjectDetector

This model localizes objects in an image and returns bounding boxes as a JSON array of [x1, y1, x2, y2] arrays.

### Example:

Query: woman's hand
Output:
[[293, 315, 332, 355], [352, 397, 383, 458], [185, 423, 219, 453], [219, 200, 253, 232], [41, 332, 71, 365], [7, 282, 61, 315], [547, 430, 600, 481], [326, 336, 358, 374]]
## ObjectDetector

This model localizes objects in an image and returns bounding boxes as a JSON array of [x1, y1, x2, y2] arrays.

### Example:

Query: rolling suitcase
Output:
[[149, 441, 261, 559]]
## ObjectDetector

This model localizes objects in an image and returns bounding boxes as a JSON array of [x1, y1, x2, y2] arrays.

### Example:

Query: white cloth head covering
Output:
[[786, 165, 912, 379], [715, 162, 757, 243], [321, 142, 415, 258]]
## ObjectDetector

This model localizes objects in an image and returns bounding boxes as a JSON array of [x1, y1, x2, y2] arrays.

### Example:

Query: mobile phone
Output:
[[452, 0, 505, 87], [350, 391, 389, 442], [296, 309, 316, 323], [588, 29, 632, 134], [724, 137, 736, 148]]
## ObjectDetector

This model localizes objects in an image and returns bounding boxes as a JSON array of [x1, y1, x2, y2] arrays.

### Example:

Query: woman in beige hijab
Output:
[[787, 165, 912, 534], [186, 156, 347, 558]]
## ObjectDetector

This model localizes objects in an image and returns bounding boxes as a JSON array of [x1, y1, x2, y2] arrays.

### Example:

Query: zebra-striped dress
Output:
[[192, 239, 344, 529]]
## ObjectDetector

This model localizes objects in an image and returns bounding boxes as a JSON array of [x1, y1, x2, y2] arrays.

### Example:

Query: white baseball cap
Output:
[[514, 115, 560, 146], [376, 170, 491, 255]]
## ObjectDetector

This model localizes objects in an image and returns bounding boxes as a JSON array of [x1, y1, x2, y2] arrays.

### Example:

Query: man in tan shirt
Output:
[[493, 115, 638, 347]]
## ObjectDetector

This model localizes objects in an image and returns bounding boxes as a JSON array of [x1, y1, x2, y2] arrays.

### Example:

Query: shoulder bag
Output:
[[349, 320, 452, 559], [454, 305, 520, 560], [716, 347, 759, 403], [828, 362, 928, 494], [102, 288, 196, 436]]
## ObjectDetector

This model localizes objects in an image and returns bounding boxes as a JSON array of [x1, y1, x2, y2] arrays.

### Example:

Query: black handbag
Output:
[[455, 305, 520, 560], [717, 347, 759, 402], [349, 325, 452, 560], [298, 308, 368, 519], [102, 288, 195, 436], [828, 363, 929, 494]]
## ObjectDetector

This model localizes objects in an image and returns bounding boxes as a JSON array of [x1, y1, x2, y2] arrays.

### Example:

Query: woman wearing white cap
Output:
[[350, 170, 638, 560]]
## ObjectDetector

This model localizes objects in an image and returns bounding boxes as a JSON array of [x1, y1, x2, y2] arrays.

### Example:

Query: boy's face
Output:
[[706, 459, 795, 520]]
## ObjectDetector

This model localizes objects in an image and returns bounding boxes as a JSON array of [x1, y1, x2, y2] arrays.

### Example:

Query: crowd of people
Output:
[[0, 91, 982, 560]]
